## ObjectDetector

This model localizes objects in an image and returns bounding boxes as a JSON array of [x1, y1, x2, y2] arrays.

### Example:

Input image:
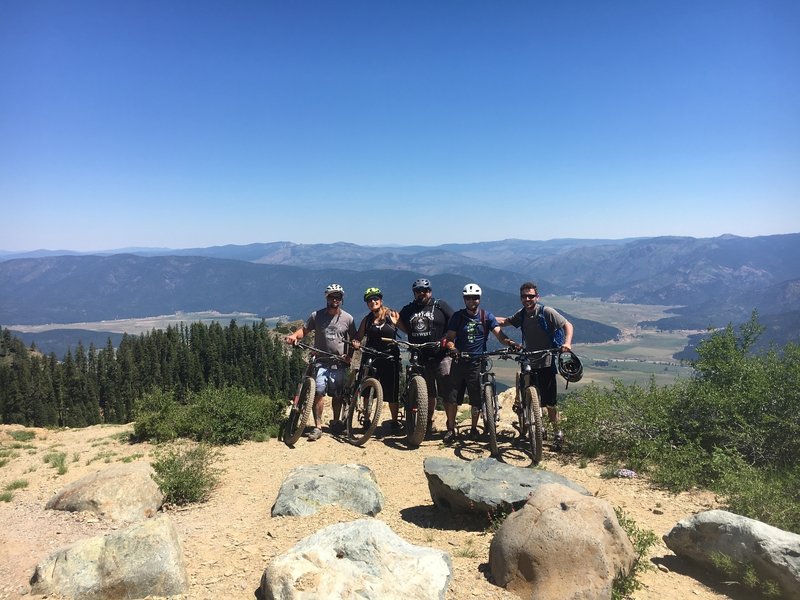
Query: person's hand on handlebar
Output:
[[350, 339, 361, 350], [284, 335, 298, 346]]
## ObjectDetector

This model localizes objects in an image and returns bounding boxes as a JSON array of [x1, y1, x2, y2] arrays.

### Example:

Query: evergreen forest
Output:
[[0, 321, 305, 428]]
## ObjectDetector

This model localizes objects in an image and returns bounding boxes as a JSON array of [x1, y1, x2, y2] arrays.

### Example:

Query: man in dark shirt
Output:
[[397, 278, 454, 434]]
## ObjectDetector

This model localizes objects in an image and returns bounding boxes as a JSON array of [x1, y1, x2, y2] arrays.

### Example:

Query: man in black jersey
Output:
[[397, 278, 454, 435]]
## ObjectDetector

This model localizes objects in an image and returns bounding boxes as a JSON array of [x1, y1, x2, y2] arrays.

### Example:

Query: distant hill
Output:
[[2, 234, 799, 353]]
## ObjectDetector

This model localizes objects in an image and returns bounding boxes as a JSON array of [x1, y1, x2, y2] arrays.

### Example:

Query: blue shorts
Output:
[[314, 363, 345, 398]]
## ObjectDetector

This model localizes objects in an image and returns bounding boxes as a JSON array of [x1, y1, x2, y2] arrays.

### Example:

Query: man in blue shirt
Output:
[[443, 283, 519, 444]]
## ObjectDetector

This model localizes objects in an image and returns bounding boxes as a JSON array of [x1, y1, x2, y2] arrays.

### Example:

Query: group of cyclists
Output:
[[284, 277, 576, 451]]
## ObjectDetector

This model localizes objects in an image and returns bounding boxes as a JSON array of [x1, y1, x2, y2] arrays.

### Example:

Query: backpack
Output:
[[522, 304, 565, 349]]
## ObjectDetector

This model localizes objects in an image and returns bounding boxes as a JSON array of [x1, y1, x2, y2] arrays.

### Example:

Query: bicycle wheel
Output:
[[482, 384, 499, 457], [283, 376, 315, 447], [346, 377, 383, 446], [524, 385, 544, 465], [405, 375, 428, 447]]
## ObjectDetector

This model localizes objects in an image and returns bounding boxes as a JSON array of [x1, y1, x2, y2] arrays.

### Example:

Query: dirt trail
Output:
[[0, 402, 731, 600]]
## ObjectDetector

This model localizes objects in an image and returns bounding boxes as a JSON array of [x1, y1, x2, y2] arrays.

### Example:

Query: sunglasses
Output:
[[328, 295, 343, 301], [464, 295, 480, 300], [365, 296, 381, 302], [520, 294, 538, 299], [414, 288, 431, 294]]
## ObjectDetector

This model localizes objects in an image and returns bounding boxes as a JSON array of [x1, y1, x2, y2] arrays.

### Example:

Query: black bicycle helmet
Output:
[[412, 278, 431, 290], [557, 350, 583, 383]]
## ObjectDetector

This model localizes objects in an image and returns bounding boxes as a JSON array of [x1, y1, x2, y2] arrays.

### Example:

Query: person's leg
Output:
[[538, 368, 562, 449], [444, 361, 463, 442], [465, 362, 482, 434], [430, 356, 452, 430], [312, 366, 330, 428]]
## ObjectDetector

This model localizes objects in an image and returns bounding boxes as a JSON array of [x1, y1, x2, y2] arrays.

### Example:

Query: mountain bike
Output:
[[381, 338, 440, 447], [505, 348, 561, 465], [456, 348, 512, 457], [282, 342, 347, 447], [342, 344, 388, 446]]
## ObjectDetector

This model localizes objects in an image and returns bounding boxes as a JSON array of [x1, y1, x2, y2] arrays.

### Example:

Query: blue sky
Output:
[[2, 0, 798, 252]]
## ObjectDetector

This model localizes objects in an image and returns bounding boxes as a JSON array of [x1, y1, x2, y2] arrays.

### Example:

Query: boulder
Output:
[[46, 461, 163, 522], [271, 463, 384, 517], [424, 456, 589, 515], [664, 509, 800, 600], [489, 483, 635, 600], [261, 519, 452, 600], [29, 514, 187, 600]]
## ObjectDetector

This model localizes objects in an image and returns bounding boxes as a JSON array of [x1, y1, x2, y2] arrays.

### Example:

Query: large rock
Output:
[[29, 514, 187, 600], [271, 463, 384, 517], [46, 461, 163, 522], [489, 483, 635, 600], [261, 519, 452, 600], [424, 456, 589, 515], [664, 509, 800, 600]]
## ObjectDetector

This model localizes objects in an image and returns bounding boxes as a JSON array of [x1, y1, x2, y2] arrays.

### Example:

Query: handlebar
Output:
[[380, 338, 440, 351], [290, 342, 349, 363], [350, 343, 396, 361], [458, 347, 561, 361]]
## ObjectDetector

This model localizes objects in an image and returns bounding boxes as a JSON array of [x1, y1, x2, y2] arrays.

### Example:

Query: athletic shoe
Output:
[[363, 418, 371, 430], [390, 421, 402, 434], [329, 420, 345, 434], [307, 427, 323, 441], [443, 429, 457, 445], [553, 431, 564, 452], [468, 427, 479, 441]]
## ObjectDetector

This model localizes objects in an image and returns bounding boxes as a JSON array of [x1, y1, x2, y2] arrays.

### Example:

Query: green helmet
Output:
[[363, 287, 383, 301]]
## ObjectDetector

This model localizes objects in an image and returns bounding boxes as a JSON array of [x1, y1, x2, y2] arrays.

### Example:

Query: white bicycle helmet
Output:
[[462, 283, 482, 296], [324, 283, 345, 297]]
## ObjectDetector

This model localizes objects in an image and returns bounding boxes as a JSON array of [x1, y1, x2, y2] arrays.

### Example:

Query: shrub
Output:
[[3, 479, 28, 491], [134, 386, 283, 445], [9, 430, 36, 442], [613, 508, 659, 600], [151, 442, 221, 505], [43, 451, 67, 475], [561, 315, 800, 534]]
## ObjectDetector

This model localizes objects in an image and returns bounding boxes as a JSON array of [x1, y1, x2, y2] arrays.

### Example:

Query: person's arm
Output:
[[349, 317, 367, 351], [284, 325, 307, 346], [395, 308, 410, 335], [444, 329, 457, 351], [496, 316, 510, 327], [561, 320, 574, 351], [492, 325, 520, 348]]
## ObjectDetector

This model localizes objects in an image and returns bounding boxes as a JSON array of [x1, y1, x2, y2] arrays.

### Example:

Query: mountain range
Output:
[[2, 234, 799, 354]]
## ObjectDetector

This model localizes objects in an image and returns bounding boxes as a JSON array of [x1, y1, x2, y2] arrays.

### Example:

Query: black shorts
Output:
[[445, 359, 482, 408], [373, 358, 400, 404], [531, 367, 558, 407]]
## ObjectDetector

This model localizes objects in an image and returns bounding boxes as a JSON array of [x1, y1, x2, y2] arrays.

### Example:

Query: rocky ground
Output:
[[0, 394, 740, 600]]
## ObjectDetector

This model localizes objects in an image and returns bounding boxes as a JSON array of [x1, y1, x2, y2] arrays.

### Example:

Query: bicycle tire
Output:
[[524, 385, 544, 465], [405, 375, 428, 447], [346, 377, 383, 446], [283, 376, 315, 447], [483, 384, 499, 457]]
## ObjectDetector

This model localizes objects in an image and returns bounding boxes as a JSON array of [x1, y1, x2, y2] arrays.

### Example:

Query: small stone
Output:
[[652, 508, 664, 515], [657, 563, 669, 573]]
